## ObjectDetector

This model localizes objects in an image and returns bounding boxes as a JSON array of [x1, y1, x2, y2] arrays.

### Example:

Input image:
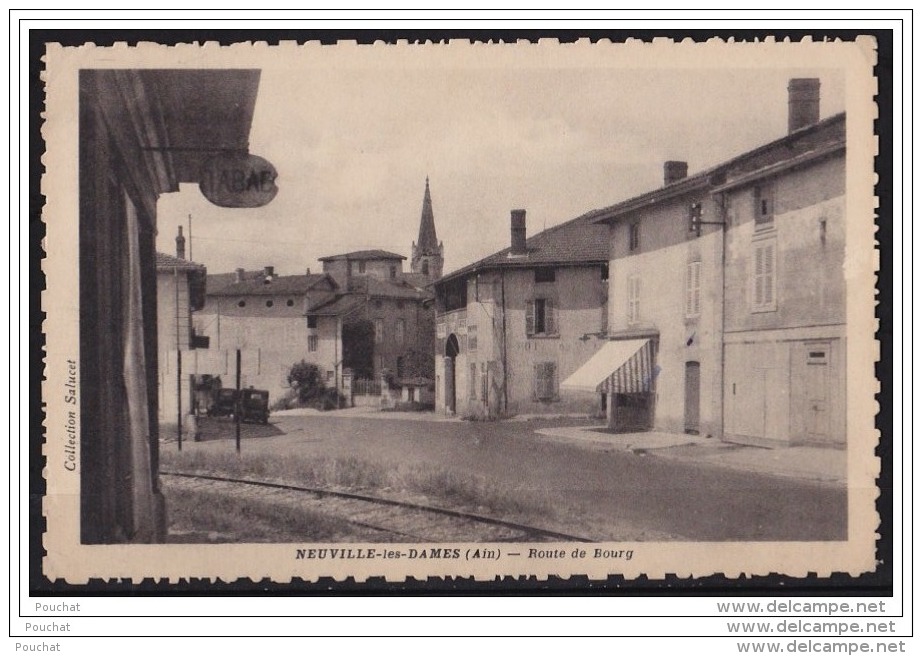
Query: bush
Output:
[[286, 360, 326, 404]]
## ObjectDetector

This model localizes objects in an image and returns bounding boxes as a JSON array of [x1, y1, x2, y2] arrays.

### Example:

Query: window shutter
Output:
[[685, 265, 693, 316], [629, 276, 641, 323], [754, 247, 765, 306], [525, 300, 535, 336], [762, 244, 775, 305], [545, 300, 556, 335], [547, 361, 557, 399]]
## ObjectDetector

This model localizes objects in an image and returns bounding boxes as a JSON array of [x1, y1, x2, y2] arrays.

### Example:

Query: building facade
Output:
[[195, 267, 341, 403], [195, 179, 440, 405], [585, 164, 725, 435], [434, 209, 610, 418], [155, 227, 207, 427], [583, 78, 847, 447], [78, 69, 261, 543], [717, 114, 846, 447]]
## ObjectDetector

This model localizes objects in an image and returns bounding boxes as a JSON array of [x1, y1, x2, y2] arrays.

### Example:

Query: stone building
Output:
[[155, 226, 206, 427], [195, 179, 440, 405], [579, 78, 847, 446], [195, 267, 341, 402], [433, 209, 610, 418]]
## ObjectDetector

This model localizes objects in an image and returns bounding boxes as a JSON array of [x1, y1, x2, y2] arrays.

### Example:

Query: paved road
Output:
[[179, 413, 847, 542]]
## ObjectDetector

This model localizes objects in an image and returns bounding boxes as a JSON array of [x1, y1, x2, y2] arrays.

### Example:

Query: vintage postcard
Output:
[[41, 36, 880, 585]]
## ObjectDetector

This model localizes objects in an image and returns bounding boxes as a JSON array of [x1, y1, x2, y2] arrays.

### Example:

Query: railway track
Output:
[[161, 470, 593, 543]]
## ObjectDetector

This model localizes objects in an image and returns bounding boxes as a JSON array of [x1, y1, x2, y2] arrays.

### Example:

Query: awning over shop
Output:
[[561, 339, 655, 394]]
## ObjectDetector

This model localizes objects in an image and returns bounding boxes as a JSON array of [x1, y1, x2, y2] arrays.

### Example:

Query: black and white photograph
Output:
[[40, 35, 880, 583]]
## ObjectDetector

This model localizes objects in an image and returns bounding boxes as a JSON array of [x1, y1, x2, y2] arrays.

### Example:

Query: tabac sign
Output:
[[199, 153, 278, 208]]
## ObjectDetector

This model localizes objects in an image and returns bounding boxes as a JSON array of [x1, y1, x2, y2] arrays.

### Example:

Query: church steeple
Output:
[[411, 176, 444, 279]]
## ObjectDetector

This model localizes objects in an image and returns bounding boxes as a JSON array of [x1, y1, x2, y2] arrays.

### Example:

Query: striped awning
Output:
[[561, 338, 655, 394]]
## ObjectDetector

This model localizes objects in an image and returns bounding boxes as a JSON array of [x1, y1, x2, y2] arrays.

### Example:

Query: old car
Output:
[[240, 388, 270, 424], [208, 388, 238, 418]]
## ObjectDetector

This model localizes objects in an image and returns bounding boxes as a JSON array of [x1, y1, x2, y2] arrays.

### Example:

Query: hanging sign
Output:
[[199, 153, 278, 208]]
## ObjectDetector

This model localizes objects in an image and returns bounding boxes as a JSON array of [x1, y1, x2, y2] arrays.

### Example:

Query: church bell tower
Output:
[[411, 176, 444, 279]]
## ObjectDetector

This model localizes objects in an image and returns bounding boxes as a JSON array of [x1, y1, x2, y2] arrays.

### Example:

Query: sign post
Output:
[[235, 348, 242, 454]]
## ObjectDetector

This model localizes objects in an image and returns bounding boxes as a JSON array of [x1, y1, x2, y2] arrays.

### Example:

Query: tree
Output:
[[286, 360, 326, 403]]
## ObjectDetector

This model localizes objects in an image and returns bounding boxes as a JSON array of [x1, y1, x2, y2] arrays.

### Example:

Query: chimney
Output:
[[235, 267, 245, 283], [788, 78, 820, 133], [264, 266, 275, 279], [305, 267, 311, 276], [175, 225, 186, 260], [510, 209, 527, 256], [664, 161, 688, 186]]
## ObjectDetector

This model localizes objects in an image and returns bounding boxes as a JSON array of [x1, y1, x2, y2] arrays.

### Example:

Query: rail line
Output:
[[161, 470, 592, 542]]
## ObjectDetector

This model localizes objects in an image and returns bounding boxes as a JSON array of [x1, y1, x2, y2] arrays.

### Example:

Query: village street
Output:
[[170, 412, 847, 542]]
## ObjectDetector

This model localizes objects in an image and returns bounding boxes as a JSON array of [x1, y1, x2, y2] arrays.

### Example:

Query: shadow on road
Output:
[[171, 416, 286, 443]]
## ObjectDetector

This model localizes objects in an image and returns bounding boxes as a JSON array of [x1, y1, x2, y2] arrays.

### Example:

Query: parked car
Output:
[[208, 388, 238, 418], [241, 388, 270, 424]]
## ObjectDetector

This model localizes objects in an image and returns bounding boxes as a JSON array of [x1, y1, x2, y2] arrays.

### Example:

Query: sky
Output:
[[156, 45, 848, 277]]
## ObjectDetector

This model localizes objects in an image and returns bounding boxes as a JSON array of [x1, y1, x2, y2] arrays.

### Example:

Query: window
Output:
[[421, 261, 429, 275], [600, 262, 609, 282], [390, 265, 397, 279], [349, 261, 357, 275], [440, 277, 468, 312], [237, 300, 246, 308], [467, 324, 478, 351], [688, 202, 703, 235], [359, 261, 367, 274], [396, 318, 406, 346], [307, 315, 318, 329], [534, 362, 557, 401], [629, 222, 641, 252], [526, 298, 556, 336], [326, 370, 334, 382], [374, 318, 384, 343], [627, 275, 641, 324], [469, 363, 478, 400], [754, 185, 774, 226], [534, 267, 556, 283], [286, 299, 295, 307], [265, 299, 274, 308], [685, 261, 701, 318], [752, 240, 777, 312], [308, 335, 318, 352], [397, 356, 405, 378]]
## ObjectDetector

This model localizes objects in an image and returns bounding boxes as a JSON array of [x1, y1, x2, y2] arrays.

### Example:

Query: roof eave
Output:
[[710, 142, 846, 194], [592, 176, 711, 226]]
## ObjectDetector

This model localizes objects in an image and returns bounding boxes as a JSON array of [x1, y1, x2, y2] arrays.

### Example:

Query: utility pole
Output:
[[235, 348, 242, 454], [175, 266, 182, 451]]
